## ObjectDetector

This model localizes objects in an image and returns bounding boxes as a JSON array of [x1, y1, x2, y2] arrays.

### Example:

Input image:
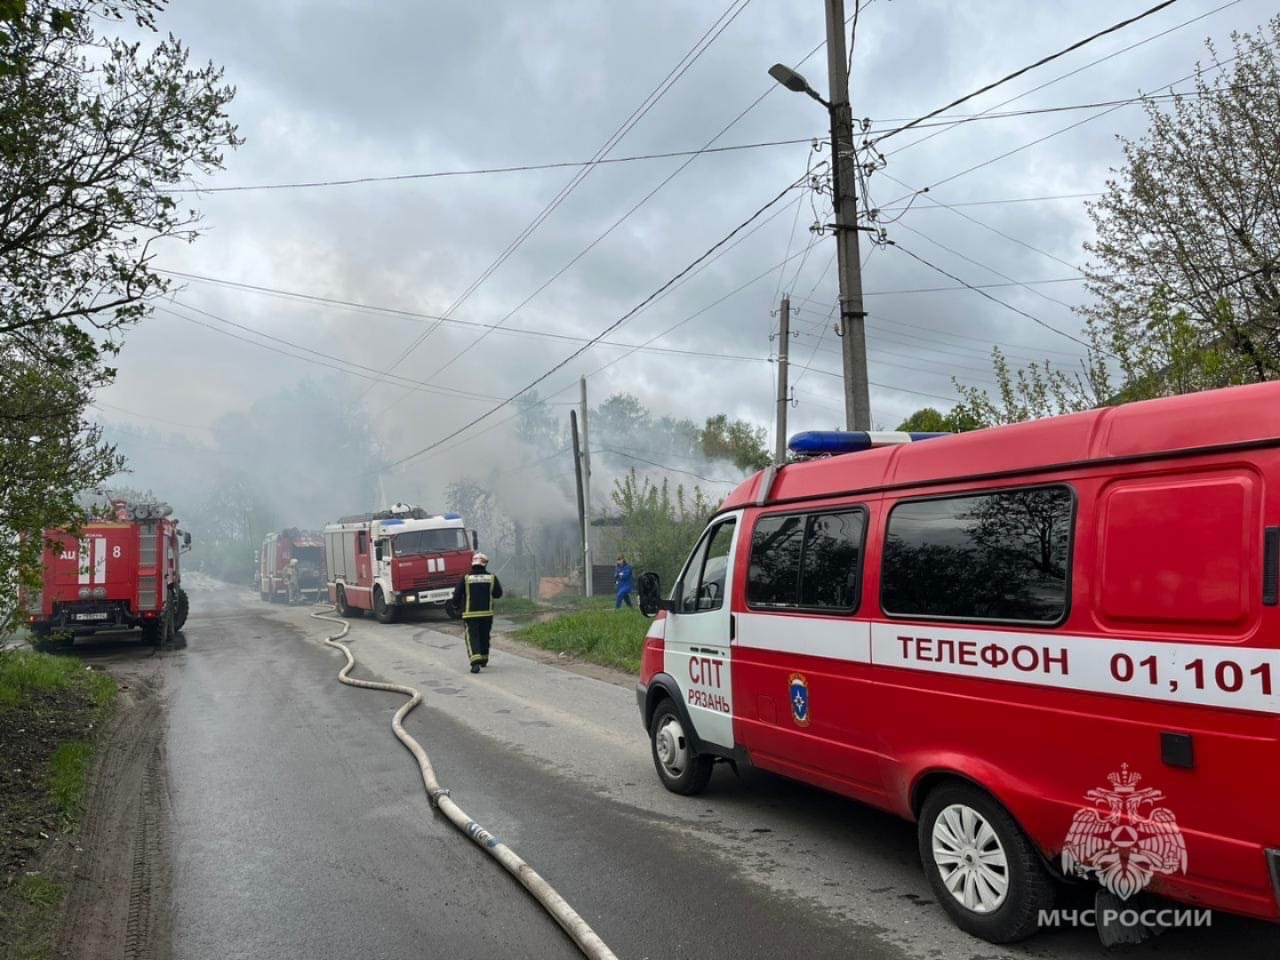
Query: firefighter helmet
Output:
[[472, 552, 488, 566]]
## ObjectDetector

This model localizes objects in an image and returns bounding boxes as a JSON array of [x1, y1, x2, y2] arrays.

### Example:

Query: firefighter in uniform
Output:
[[285, 558, 300, 604], [453, 552, 502, 673]]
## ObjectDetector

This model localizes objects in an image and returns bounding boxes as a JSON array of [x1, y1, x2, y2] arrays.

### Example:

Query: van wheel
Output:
[[918, 782, 1055, 944], [335, 586, 355, 618], [649, 700, 713, 795], [373, 587, 398, 624]]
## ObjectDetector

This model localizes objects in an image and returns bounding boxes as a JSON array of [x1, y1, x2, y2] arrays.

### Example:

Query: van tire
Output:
[[373, 587, 398, 624], [649, 699, 713, 795], [917, 782, 1055, 943]]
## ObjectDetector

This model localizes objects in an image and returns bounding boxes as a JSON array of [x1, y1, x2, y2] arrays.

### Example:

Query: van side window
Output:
[[882, 486, 1073, 624], [747, 508, 865, 611], [681, 519, 736, 614]]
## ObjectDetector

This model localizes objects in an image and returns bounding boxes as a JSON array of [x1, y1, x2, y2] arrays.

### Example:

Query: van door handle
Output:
[[730, 614, 736, 641]]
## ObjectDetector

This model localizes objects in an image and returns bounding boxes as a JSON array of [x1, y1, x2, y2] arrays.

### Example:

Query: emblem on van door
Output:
[[1061, 764, 1188, 900], [788, 674, 810, 727]]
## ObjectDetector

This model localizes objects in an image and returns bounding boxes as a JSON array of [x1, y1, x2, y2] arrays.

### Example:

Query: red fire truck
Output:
[[636, 381, 1280, 944], [259, 528, 326, 602], [22, 499, 191, 646], [324, 504, 476, 623]]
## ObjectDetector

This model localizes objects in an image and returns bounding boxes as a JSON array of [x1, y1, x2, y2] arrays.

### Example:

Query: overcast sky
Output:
[[96, 0, 1272, 502]]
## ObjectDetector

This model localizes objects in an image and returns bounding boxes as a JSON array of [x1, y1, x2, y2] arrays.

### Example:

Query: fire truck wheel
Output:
[[335, 586, 355, 618], [141, 621, 161, 645], [917, 782, 1055, 944], [373, 587, 399, 624], [445, 599, 461, 620], [649, 699, 713, 795], [174, 589, 189, 630]]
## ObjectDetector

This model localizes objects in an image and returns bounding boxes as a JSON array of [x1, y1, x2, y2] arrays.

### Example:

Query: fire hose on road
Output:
[[310, 608, 619, 960]]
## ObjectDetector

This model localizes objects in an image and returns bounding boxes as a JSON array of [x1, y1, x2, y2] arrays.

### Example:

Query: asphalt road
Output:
[[150, 577, 1280, 960]]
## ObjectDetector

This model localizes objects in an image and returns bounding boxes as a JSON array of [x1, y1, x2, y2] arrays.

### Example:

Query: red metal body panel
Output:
[[654, 382, 1280, 925], [24, 504, 184, 636]]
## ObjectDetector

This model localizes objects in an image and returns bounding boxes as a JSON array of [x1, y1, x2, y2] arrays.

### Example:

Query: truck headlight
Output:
[[79, 587, 91, 599], [93, 587, 107, 599]]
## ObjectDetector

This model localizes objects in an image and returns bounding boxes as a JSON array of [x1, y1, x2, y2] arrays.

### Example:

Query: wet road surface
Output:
[[138, 578, 1280, 960]]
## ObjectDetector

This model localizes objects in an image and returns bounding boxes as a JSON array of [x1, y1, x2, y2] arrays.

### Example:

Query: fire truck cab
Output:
[[23, 499, 191, 646], [636, 381, 1280, 944], [324, 504, 476, 623]]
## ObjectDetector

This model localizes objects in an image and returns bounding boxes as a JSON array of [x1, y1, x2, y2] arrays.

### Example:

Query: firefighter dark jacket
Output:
[[453, 566, 503, 618]]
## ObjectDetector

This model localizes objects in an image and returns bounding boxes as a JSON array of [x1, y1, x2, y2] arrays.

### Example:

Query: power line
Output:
[[597, 447, 741, 486], [891, 243, 1098, 352], [146, 93, 1206, 197], [885, 0, 1242, 157], [869, 0, 1179, 145], [364, 0, 755, 403], [157, 267, 784, 363], [377, 178, 803, 474], [879, 48, 1254, 210], [90, 401, 209, 432]]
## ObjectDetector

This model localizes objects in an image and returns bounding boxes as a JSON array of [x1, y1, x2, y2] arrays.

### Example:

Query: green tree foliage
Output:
[[956, 19, 1280, 426], [700, 413, 770, 472], [610, 469, 717, 587], [895, 406, 983, 433], [1081, 17, 1280, 386], [0, 0, 239, 625]]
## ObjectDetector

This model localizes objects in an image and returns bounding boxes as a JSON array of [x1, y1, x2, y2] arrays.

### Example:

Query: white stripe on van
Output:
[[730, 614, 1280, 713]]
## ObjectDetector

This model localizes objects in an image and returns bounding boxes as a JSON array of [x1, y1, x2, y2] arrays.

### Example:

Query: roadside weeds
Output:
[[0, 650, 118, 960]]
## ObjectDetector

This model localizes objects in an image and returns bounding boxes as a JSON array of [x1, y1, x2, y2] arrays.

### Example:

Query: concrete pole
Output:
[[774, 296, 791, 464], [824, 0, 871, 430]]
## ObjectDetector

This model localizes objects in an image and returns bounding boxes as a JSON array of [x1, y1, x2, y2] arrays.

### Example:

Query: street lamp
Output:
[[766, 12, 872, 432], [767, 63, 830, 108]]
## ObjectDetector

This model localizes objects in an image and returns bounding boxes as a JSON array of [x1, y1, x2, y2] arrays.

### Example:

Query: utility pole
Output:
[[570, 410, 587, 596], [580, 377, 593, 599], [824, 0, 871, 430], [774, 295, 791, 464]]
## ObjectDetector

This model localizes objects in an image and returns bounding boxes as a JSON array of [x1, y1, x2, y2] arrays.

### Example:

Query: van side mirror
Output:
[[638, 572, 676, 618], [470, 529, 478, 549], [183, 531, 192, 547]]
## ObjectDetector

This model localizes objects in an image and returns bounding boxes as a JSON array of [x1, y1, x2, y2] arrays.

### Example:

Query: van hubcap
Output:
[[932, 803, 1009, 913], [654, 716, 689, 778]]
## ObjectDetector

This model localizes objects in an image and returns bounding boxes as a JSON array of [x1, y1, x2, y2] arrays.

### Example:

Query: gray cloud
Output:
[[101, 0, 1274, 502]]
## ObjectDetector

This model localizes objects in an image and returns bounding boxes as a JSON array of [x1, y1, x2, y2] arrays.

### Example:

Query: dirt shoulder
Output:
[[0, 644, 172, 960]]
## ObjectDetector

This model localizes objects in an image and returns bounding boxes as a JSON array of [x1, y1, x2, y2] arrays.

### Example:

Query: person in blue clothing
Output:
[[614, 554, 634, 609]]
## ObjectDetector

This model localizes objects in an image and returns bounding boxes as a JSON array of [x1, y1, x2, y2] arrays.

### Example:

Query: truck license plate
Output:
[[74, 612, 109, 621]]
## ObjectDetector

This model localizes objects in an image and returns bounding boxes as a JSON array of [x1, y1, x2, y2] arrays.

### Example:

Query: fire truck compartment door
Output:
[[664, 512, 740, 751]]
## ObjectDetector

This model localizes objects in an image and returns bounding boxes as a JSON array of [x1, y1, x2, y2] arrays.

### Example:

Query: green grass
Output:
[[0, 874, 63, 960], [0, 651, 82, 706], [494, 596, 542, 617], [0, 650, 116, 713], [515, 605, 650, 673], [47, 742, 94, 822]]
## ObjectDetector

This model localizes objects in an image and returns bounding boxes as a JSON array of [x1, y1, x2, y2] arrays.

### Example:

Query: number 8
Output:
[[112, 545, 122, 558]]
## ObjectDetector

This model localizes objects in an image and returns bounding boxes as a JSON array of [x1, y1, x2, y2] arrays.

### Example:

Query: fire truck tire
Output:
[[335, 586, 360, 618], [649, 699, 713, 795], [174, 589, 189, 630], [917, 782, 1055, 944], [141, 621, 161, 645], [373, 587, 399, 624], [445, 599, 461, 620]]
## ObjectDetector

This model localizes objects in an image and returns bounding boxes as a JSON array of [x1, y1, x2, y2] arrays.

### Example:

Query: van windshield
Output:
[[393, 529, 468, 556]]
